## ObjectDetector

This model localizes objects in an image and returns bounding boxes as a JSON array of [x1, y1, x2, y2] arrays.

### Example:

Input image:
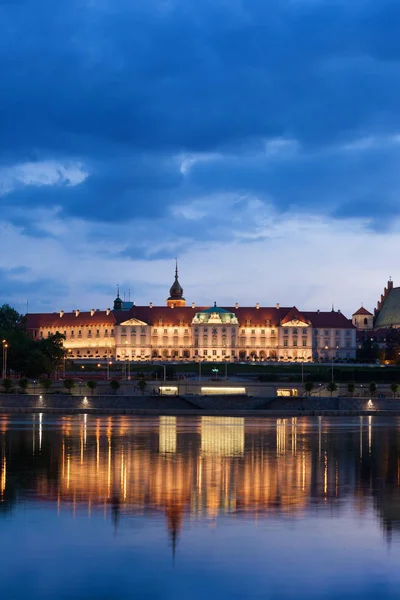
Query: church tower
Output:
[[167, 260, 186, 307]]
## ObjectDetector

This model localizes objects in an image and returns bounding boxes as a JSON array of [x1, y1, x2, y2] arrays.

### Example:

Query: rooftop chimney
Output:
[[90, 309, 95, 316], [149, 302, 153, 308], [235, 302, 239, 309], [256, 303, 260, 309], [276, 303, 280, 309], [75, 309, 80, 317], [191, 302, 195, 309], [106, 308, 111, 315], [59, 310, 64, 318]]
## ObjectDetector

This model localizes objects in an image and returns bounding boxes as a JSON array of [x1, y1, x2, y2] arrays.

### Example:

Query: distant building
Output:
[[352, 279, 400, 352], [25, 263, 356, 362]]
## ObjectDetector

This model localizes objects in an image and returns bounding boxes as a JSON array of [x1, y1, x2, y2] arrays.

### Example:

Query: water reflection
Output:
[[1, 415, 400, 543]]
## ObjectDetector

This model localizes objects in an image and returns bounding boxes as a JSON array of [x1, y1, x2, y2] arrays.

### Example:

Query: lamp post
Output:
[[2, 340, 8, 379], [198, 359, 202, 382], [107, 360, 112, 381], [127, 358, 131, 381]]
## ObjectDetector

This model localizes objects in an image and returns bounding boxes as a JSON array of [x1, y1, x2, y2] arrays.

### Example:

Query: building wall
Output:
[[27, 309, 356, 362]]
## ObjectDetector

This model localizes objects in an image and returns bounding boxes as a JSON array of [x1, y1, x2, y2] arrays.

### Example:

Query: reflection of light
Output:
[[324, 453, 328, 496], [159, 416, 177, 454], [367, 399, 373, 408], [83, 397, 88, 405], [201, 417, 244, 456], [0, 456, 6, 496], [368, 415, 372, 454], [360, 416, 363, 459], [39, 413, 43, 451], [277, 419, 287, 455]]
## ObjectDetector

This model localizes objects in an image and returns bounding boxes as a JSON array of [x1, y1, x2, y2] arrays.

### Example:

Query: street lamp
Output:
[[212, 368, 219, 381], [2, 340, 8, 379]]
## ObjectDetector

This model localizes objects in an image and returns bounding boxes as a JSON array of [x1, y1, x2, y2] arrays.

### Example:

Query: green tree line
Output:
[[0, 304, 65, 378]]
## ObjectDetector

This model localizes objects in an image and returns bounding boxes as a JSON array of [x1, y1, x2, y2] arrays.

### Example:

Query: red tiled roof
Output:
[[25, 305, 354, 329], [280, 306, 310, 325], [353, 306, 373, 316], [302, 311, 355, 328], [25, 310, 117, 329]]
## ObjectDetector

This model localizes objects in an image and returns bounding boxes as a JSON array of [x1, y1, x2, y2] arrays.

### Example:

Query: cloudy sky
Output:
[[0, 0, 399, 316]]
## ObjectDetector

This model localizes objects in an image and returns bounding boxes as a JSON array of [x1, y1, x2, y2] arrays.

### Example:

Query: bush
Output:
[[18, 378, 29, 394], [110, 379, 120, 395], [86, 380, 97, 396], [2, 378, 13, 393], [63, 378, 75, 394]]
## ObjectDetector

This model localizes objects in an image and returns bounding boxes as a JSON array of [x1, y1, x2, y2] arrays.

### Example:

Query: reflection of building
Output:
[[2, 415, 400, 540], [201, 417, 244, 457], [25, 263, 356, 362]]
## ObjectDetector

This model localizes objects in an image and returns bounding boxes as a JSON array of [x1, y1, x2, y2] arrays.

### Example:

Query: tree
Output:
[[347, 382, 355, 397], [110, 379, 120, 395], [2, 378, 13, 393], [304, 382, 314, 397], [327, 382, 338, 396], [390, 383, 399, 398], [369, 382, 377, 397], [18, 378, 29, 394], [86, 380, 97, 396], [40, 378, 52, 393], [138, 379, 147, 395], [357, 337, 380, 363], [63, 378, 75, 394]]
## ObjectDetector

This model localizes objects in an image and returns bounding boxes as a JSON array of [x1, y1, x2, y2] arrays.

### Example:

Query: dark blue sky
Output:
[[0, 0, 399, 314]]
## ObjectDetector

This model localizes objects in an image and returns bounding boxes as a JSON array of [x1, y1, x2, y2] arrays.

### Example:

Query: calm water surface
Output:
[[0, 414, 400, 599]]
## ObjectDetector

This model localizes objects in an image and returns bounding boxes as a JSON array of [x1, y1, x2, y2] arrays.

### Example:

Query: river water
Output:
[[0, 414, 399, 599]]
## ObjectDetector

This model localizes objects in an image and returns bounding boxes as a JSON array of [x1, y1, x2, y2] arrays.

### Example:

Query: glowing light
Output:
[[200, 387, 246, 396], [159, 386, 178, 395]]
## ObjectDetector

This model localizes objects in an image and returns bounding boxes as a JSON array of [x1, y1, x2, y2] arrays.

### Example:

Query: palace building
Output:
[[25, 264, 356, 362]]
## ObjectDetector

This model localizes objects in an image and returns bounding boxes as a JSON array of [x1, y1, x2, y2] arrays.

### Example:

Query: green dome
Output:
[[192, 303, 238, 324]]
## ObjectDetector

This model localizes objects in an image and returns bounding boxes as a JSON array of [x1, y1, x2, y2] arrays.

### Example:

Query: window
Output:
[[153, 328, 157, 334], [222, 349, 226, 356], [78, 330, 82, 337], [122, 327, 126, 333], [241, 329, 245, 334], [261, 329, 265, 334], [164, 329, 168, 334], [293, 340, 297, 347], [212, 350, 217, 356], [251, 329, 255, 334], [303, 329, 307, 334], [284, 339, 288, 347], [293, 328, 298, 335], [336, 330, 340, 335], [111, 329, 114, 336], [96, 329, 100, 337], [346, 330, 351, 336], [271, 330, 275, 335], [174, 329, 178, 334], [185, 329, 188, 334], [284, 329, 288, 335], [203, 349, 207, 356], [324, 330, 329, 336], [346, 341, 351, 348], [302, 339, 307, 347], [88, 330, 92, 337]]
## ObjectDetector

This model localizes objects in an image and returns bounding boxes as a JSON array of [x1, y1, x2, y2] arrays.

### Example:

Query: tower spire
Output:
[[167, 260, 186, 307]]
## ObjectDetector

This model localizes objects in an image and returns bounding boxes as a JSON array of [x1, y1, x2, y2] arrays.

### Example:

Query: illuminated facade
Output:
[[25, 265, 356, 362]]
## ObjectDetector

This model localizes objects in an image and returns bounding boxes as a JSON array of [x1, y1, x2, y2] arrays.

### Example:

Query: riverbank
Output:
[[0, 393, 400, 417]]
